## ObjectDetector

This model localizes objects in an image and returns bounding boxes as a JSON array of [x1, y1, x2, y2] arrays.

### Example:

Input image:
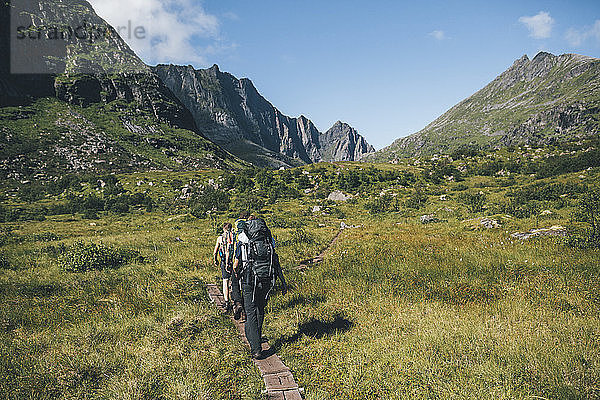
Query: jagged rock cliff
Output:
[[153, 64, 374, 166], [370, 52, 600, 160]]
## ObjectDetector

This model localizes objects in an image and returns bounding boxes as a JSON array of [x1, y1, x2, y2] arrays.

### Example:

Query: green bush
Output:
[[458, 191, 487, 213], [189, 186, 230, 218], [502, 199, 541, 219], [29, 232, 60, 242], [404, 187, 427, 210], [365, 194, 398, 214], [0, 254, 12, 270], [569, 189, 600, 248], [228, 194, 264, 216], [60, 241, 143, 272]]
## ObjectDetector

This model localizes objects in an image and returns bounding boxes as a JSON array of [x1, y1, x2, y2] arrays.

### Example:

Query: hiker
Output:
[[230, 212, 250, 321], [213, 222, 234, 312], [233, 215, 287, 359]]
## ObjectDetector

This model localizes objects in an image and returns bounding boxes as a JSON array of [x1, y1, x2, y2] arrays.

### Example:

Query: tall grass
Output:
[[0, 213, 263, 399], [266, 219, 600, 399]]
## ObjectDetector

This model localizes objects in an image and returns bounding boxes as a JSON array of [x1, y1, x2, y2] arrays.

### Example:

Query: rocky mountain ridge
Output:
[[153, 64, 374, 166], [1, 0, 373, 173], [369, 52, 600, 161]]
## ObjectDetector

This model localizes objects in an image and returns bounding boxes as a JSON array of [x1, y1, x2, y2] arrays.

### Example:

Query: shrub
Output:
[[229, 194, 264, 216], [569, 189, 600, 248], [29, 232, 60, 242], [404, 187, 427, 210], [502, 199, 541, 219], [365, 194, 398, 214], [0, 254, 12, 270], [189, 186, 230, 218], [458, 192, 487, 213], [60, 241, 143, 272]]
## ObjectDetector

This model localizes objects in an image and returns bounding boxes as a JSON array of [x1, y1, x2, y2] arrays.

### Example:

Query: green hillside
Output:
[[0, 97, 246, 186], [370, 52, 600, 161]]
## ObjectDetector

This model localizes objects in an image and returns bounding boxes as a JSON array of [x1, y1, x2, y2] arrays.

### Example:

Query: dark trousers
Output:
[[242, 281, 270, 354], [231, 271, 243, 305]]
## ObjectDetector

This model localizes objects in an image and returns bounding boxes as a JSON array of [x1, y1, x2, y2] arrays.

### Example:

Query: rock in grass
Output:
[[463, 217, 500, 230], [420, 214, 440, 224]]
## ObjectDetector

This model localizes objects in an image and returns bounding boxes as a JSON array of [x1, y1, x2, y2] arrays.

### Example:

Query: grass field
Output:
[[1, 154, 599, 399]]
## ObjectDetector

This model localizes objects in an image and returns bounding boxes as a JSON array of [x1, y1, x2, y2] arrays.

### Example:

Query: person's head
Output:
[[223, 222, 232, 232], [248, 214, 256, 220], [239, 211, 250, 220]]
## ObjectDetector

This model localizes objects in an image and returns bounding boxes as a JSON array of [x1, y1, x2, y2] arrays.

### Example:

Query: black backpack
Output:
[[244, 218, 274, 283]]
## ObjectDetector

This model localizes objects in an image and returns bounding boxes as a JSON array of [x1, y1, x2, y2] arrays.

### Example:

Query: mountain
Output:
[[153, 64, 374, 167], [370, 52, 600, 161], [0, 0, 245, 182], [320, 121, 375, 161]]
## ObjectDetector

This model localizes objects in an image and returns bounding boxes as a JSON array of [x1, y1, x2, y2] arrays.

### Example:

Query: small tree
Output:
[[572, 189, 600, 248]]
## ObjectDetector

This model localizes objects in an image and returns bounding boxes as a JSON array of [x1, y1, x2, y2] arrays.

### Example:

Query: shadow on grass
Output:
[[273, 314, 353, 351]]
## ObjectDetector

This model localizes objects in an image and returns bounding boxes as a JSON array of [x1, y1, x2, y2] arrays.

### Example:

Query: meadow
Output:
[[1, 140, 599, 399]]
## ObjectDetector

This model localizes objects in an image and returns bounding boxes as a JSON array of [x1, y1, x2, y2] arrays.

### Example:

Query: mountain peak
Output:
[[532, 51, 556, 63], [371, 51, 600, 160]]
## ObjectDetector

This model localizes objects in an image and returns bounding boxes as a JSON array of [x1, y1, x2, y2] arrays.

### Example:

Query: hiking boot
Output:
[[233, 304, 243, 320]]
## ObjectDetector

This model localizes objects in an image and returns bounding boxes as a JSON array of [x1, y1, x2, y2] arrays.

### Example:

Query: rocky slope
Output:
[[370, 52, 600, 161], [153, 64, 374, 166], [0, 0, 245, 180]]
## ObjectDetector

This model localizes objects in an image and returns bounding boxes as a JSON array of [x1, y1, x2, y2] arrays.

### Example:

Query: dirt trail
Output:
[[294, 228, 343, 270]]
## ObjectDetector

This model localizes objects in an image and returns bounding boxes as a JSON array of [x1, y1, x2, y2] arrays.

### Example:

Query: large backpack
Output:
[[239, 218, 277, 298]]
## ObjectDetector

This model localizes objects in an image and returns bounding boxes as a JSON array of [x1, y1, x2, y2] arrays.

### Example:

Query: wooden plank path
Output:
[[206, 284, 304, 399]]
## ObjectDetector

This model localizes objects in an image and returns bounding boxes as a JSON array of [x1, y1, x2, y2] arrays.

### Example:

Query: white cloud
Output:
[[429, 30, 446, 41], [87, 0, 223, 66], [566, 20, 600, 47], [519, 11, 554, 39]]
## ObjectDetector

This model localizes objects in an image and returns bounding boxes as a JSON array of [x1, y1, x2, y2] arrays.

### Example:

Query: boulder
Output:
[[328, 190, 352, 202], [463, 217, 500, 230], [420, 214, 439, 224]]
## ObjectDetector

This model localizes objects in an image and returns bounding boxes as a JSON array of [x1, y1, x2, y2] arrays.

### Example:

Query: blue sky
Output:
[[90, 0, 600, 149]]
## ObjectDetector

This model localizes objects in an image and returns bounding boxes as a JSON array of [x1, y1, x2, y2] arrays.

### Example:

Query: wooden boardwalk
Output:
[[206, 284, 303, 400]]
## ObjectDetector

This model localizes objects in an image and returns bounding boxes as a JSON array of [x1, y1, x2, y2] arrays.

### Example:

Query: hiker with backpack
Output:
[[230, 212, 250, 321], [213, 222, 234, 312], [233, 215, 287, 359]]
